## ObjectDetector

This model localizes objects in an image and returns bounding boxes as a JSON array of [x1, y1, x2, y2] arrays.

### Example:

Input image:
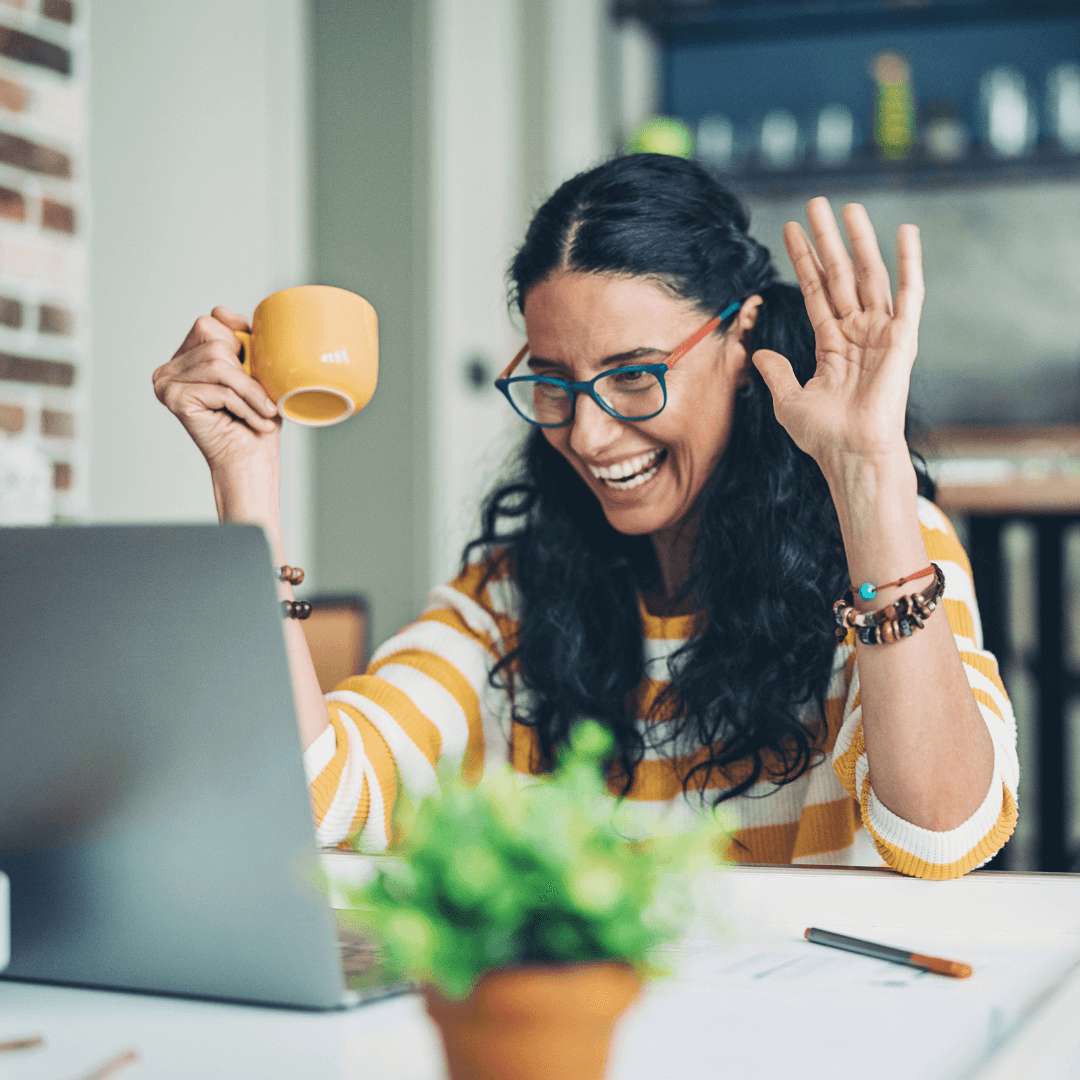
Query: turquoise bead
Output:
[[859, 582, 876, 601]]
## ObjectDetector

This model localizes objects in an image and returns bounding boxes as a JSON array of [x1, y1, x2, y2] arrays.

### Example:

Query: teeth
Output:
[[589, 449, 660, 481]]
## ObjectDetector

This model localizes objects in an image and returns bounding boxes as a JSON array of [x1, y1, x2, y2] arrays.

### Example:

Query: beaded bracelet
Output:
[[833, 563, 945, 645], [282, 599, 313, 620], [277, 565, 310, 619]]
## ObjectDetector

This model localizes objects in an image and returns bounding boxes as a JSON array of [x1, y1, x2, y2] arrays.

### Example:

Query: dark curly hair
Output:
[[465, 153, 933, 804]]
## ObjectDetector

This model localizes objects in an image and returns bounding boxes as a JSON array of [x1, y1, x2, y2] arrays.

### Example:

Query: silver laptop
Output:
[[0, 524, 405, 1009]]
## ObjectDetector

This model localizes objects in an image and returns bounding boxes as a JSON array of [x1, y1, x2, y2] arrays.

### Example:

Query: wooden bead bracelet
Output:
[[281, 599, 313, 620], [833, 563, 945, 645], [277, 565, 310, 619]]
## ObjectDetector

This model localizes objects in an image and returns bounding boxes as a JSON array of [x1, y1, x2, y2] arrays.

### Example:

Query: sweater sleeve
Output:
[[831, 497, 1019, 879], [301, 559, 516, 850]]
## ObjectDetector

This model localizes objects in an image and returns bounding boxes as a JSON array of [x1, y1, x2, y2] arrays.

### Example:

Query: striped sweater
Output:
[[303, 497, 1018, 879]]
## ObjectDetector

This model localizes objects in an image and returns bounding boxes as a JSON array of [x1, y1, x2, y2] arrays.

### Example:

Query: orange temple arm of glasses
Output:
[[496, 313, 723, 383]]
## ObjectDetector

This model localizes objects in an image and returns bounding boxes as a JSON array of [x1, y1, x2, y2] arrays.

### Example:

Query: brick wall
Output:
[[0, 0, 86, 524]]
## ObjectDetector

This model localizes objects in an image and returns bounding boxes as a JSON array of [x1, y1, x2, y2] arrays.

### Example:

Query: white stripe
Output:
[[313, 708, 371, 848], [355, 739, 389, 853], [423, 583, 506, 650], [367, 661, 471, 769], [960, 656, 1012, 721], [916, 496, 953, 536], [370, 621, 492, 692], [642, 635, 691, 680], [327, 689, 439, 799], [303, 721, 337, 784], [791, 845, 858, 867], [864, 761, 1005, 869], [937, 559, 983, 649]]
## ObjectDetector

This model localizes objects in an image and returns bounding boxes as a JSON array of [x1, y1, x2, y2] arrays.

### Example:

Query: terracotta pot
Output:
[[424, 961, 642, 1080]]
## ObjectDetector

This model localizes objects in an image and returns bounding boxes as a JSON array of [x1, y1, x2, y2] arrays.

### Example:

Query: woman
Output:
[[154, 154, 1017, 878]]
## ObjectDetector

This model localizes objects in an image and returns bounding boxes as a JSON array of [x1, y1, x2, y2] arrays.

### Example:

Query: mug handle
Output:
[[234, 329, 253, 376]]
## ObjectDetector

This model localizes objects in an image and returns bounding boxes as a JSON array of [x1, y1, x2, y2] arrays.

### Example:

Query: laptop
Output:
[[0, 524, 406, 1009]]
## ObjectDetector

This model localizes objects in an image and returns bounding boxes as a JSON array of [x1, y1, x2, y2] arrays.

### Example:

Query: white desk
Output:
[[2, 862, 1079, 1080]]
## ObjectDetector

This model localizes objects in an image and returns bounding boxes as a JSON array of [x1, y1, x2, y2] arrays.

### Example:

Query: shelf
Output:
[[619, 0, 1080, 40], [711, 148, 1080, 199]]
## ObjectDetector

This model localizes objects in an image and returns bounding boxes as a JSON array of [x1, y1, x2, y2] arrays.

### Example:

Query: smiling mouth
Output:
[[589, 448, 667, 490]]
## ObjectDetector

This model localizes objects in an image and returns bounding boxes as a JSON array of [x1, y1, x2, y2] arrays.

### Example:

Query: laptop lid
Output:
[[0, 524, 350, 1009]]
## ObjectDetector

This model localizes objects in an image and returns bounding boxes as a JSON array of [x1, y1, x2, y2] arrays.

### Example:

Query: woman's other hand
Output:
[[152, 306, 281, 473], [751, 197, 924, 476]]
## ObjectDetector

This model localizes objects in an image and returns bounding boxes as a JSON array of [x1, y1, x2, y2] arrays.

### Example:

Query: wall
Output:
[[0, 0, 88, 526], [309, 0, 430, 647], [87, 0, 311, 576], [744, 184, 1080, 428]]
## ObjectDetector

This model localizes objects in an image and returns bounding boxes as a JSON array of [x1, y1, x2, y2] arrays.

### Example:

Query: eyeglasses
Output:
[[494, 301, 741, 428]]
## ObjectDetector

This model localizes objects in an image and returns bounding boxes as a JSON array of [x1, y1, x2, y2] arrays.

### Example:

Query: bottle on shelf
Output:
[[872, 50, 916, 161], [816, 104, 853, 166], [1047, 63, 1080, 153], [980, 67, 1037, 157]]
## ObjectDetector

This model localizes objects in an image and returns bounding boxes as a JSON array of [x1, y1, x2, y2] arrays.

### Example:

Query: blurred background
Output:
[[0, 0, 1077, 870]]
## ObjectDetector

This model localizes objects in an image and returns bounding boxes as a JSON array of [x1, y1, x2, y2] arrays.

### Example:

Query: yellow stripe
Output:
[[309, 707, 355, 827], [832, 720, 864, 798], [972, 686, 1004, 722], [943, 598, 975, 641], [370, 651, 486, 784], [920, 517, 973, 577], [339, 671, 443, 770], [960, 650, 1007, 696], [727, 819, 800, 864], [864, 784, 1018, 880], [335, 772, 370, 849], [449, 557, 520, 647], [791, 798, 860, 860], [319, 699, 398, 843], [414, 608, 501, 662]]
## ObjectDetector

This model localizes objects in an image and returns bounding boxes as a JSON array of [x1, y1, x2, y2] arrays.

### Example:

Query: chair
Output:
[[300, 594, 370, 693]]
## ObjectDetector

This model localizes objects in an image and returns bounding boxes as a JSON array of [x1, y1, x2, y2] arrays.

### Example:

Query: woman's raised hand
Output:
[[751, 197, 925, 474], [152, 307, 280, 473]]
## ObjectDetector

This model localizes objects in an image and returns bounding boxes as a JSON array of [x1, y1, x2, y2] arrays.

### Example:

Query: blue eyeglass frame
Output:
[[496, 364, 672, 428], [494, 300, 741, 429]]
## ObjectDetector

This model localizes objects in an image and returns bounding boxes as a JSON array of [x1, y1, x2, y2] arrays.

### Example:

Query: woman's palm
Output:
[[753, 199, 924, 467]]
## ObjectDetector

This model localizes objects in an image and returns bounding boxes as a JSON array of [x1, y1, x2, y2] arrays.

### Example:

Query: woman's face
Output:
[[522, 271, 759, 539]]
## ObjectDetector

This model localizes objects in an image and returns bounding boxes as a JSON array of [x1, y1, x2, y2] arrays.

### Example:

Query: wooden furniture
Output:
[[300, 595, 370, 693], [916, 426, 1080, 873]]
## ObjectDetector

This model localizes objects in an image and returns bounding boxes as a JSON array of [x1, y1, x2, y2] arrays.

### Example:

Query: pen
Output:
[[805, 927, 973, 978], [0, 1035, 45, 1053]]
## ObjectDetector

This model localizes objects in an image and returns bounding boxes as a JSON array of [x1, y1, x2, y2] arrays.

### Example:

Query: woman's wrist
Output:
[[210, 457, 286, 564], [822, 451, 928, 608]]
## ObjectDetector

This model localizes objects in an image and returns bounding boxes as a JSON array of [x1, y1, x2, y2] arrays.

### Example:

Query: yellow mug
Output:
[[235, 285, 378, 427]]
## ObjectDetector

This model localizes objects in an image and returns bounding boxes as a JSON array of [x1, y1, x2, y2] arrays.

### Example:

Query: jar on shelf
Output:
[[816, 104, 853, 166], [922, 98, 968, 162], [759, 109, 800, 170], [696, 114, 734, 169], [980, 66, 1037, 157], [1047, 63, 1080, 153]]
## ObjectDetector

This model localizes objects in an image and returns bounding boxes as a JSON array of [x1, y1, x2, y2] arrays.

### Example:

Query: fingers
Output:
[[751, 349, 801, 412], [841, 203, 892, 314], [172, 308, 249, 359], [161, 380, 278, 435], [210, 305, 251, 332], [154, 341, 278, 421], [805, 197, 860, 317], [894, 223, 925, 326], [782, 221, 836, 332]]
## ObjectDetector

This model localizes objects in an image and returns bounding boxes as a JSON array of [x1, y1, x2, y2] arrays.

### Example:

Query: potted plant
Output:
[[346, 721, 724, 1080]]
